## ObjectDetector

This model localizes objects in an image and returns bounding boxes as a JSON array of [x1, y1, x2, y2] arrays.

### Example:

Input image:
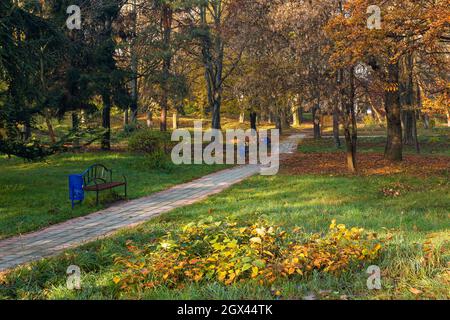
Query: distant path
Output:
[[0, 134, 305, 272]]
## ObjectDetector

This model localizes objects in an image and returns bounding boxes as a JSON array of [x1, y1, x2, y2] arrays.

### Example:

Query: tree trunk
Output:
[[250, 112, 257, 131], [160, 4, 173, 132], [146, 111, 153, 128], [333, 104, 341, 148], [312, 104, 321, 139], [368, 96, 384, 125], [239, 112, 245, 124], [173, 111, 179, 130], [401, 54, 417, 147], [402, 111, 415, 145], [45, 113, 56, 144], [292, 106, 300, 127], [342, 68, 357, 172], [24, 122, 31, 141], [128, 0, 138, 124], [384, 62, 403, 161], [102, 95, 111, 151], [200, 4, 223, 130], [123, 108, 129, 128], [72, 112, 80, 149], [80, 110, 86, 126], [275, 115, 282, 136], [211, 97, 221, 129], [299, 106, 304, 123], [160, 96, 168, 132]]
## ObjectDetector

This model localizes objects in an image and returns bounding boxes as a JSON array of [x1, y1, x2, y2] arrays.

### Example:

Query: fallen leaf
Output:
[[409, 288, 423, 295]]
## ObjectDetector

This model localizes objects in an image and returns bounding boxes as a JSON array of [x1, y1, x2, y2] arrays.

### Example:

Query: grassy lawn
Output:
[[0, 153, 227, 240], [1, 143, 448, 300]]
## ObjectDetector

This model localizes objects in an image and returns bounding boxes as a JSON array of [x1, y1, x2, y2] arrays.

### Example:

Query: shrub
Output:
[[142, 150, 174, 171], [362, 115, 384, 129], [113, 219, 382, 291], [128, 130, 173, 154], [0, 138, 65, 161]]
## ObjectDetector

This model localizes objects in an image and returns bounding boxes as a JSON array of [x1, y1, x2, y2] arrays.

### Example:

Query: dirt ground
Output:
[[281, 152, 450, 177]]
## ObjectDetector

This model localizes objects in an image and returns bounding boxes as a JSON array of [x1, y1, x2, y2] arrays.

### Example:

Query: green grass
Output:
[[0, 153, 227, 239], [299, 136, 450, 156], [1, 163, 448, 300]]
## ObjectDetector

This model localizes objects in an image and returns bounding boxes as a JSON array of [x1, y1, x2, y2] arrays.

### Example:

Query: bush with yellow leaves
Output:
[[113, 218, 382, 291]]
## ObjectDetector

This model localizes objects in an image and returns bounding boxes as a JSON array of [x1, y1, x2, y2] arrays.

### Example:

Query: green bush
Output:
[[143, 150, 174, 171], [128, 130, 173, 154]]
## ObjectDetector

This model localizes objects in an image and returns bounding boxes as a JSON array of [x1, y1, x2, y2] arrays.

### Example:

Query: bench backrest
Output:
[[82, 164, 112, 186]]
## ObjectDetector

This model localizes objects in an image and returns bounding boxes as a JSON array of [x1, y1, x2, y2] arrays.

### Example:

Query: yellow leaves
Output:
[[218, 271, 227, 282], [330, 220, 337, 230], [255, 227, 266, 237], [385, 82, 399, 92], [250, 237, 262, 244], [160, 241, 172, 250], [251, 267, 259, 278], [113, 276, 121, 284], [193, 273, 204, 282], [114, 220, 383, 291], [226, 240, 238, 249]]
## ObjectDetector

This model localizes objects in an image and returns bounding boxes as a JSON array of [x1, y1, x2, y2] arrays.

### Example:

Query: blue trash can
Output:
[[69, 174, 84, 208]]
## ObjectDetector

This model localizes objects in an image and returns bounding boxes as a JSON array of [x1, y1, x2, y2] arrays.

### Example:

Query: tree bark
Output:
[[160, 4, 173, 132], [333, 104, 341, 148], [312, 104, 321, 139], [72, 112, 80, 149], [123, 108, 129, 128], [160, 97, 168, 132], [250, 112, 257, 131], [45, 113, 56, 144], [239, 112, 245, 123], [299, 106, 304, 123], [275, 115, 282, 136], [200, 3, 224, 130], [342, 68, 357, 172], [173, 111, 179, 130], [400, 54, 417, 147], [129, 0, 138, 125], [146, 111, 153, 128], [102, 95, 111, 151], [384, 62, 403, 161], [292, 106, 300, 127]]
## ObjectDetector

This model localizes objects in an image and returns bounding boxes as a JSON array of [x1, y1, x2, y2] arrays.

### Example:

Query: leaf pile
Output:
[[113, 219, 382, 291]]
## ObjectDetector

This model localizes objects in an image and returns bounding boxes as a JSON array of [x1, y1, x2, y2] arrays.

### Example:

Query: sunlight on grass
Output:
[[1, 169, 448, 300], [0, 152, 227, 239]]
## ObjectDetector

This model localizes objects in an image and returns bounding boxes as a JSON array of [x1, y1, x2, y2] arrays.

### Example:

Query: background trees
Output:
[[1, 0, 449, 167]]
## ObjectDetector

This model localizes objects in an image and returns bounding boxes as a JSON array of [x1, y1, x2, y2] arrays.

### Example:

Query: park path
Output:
[[0, 134, 305, 272]]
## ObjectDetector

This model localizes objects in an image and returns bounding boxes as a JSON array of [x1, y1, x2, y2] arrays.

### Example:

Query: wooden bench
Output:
[[82, 164, 127, 205]]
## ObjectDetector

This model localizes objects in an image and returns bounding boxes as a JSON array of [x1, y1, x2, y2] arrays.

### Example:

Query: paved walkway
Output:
[[0, 134, 305, 272]]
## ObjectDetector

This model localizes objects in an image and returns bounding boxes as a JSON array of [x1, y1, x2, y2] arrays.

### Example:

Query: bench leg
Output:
[[96, 191, 99, 206], [124, 183, 127, 199]]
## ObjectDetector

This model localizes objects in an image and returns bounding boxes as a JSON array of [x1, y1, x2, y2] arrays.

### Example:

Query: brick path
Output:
[[0, 134, 304, 271]]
